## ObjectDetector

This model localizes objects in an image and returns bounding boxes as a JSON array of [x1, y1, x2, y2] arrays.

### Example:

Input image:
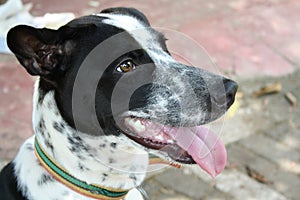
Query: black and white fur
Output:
[[0, 7, 237, 200]]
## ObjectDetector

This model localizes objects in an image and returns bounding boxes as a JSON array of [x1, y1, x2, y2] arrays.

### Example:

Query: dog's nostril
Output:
[[224, 79, 238, 108]]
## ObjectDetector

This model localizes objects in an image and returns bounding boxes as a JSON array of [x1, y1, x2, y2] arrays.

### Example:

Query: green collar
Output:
[[34, 138, 129, 200], [34, 138, 181, 199]]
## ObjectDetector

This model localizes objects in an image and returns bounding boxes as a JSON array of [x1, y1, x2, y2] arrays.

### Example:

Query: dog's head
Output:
[[7, 7, 237, 177]]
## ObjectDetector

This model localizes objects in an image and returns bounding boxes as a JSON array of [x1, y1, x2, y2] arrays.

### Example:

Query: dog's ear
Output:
[[100, 7, 150, 26], [7, 25, 75, 76]]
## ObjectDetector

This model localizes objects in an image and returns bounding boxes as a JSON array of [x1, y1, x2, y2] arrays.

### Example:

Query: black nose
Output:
[[223, 79, 238, 108]]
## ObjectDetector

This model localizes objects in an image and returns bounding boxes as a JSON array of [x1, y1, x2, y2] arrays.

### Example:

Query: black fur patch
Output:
[[99, 143, 106, 148], [110, 142, 117, 148], [102, 173, 108, 182], [44, 140, 54, 153], [108, 158, 115, 164], [37, 173, 55, 186], [67, 136, 89, 153], [78, 162, 90, 171], [53, 122, 65, 133]]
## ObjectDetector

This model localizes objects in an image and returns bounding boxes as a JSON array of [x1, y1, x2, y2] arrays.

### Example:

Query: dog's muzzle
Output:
[[115, 62, 238, 177]]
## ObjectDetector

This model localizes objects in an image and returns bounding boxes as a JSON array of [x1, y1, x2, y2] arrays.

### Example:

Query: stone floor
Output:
[[1, 0, 300, 199]]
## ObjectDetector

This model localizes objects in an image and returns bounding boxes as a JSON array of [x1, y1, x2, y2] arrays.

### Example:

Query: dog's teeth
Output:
[[167, 139, 174, 144], [126, 118, 146, 133], [154, 135, 164, 141]]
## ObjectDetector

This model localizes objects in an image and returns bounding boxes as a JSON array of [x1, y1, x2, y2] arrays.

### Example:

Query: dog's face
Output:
[[7, 8, 237, 177]]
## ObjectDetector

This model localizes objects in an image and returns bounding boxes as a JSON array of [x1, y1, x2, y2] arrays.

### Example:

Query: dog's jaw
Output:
[[12, 78, 149, 199]]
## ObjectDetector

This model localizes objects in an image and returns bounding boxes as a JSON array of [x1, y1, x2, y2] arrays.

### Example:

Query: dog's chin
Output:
[[117, 116, 227, 178]]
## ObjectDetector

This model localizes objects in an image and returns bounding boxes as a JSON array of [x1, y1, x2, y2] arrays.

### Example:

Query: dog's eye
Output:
[[116, 60, 136, 73]]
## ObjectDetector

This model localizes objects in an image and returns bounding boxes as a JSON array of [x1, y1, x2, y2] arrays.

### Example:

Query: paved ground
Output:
[[1, 0, 300, 199]]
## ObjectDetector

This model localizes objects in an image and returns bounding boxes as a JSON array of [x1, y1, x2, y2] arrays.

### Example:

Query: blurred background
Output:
[[0, 0, 299, 199]]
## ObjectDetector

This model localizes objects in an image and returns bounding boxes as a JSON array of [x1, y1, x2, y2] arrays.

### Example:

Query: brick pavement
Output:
[[1, 0, 300, 199]]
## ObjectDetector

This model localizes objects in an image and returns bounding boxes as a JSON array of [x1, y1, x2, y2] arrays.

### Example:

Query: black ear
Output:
[[100, 7, 150, 26], [7, 25, 74, 76]]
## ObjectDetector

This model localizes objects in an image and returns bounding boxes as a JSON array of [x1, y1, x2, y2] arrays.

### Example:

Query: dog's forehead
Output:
[[94, 13, 172, 63], [95, 13, 148, 32], [96, 14, 164, 47]]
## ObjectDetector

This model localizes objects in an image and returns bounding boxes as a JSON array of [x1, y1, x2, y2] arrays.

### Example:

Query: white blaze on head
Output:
[[94, 13, 174, 63]]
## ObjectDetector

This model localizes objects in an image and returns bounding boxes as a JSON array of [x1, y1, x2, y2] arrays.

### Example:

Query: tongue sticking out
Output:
[[124, 118, 227, 178], [166, 126, 227, 178]]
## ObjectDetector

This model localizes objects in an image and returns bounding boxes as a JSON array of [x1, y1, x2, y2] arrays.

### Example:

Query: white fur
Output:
[[96, 13, 175, 64]]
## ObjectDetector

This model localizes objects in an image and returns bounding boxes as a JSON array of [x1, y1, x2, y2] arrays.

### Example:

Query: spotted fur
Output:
[[12, 78, 149, 200]]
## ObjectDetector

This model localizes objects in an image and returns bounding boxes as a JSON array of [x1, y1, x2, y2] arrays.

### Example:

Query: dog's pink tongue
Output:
[[167, 126, 227, 178]]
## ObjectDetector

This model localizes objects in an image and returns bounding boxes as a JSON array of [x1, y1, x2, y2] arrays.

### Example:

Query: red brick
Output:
[[0, 63, 34, 159], [179, 2, 296, 76]]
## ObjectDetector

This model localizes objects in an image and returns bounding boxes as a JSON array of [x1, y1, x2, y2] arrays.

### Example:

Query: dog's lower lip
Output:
[[123, 132, 196, 164], [118, 117, 197, 164]]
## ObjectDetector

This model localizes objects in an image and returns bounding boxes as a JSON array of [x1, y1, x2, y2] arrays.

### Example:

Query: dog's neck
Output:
[[32, 79, 149, 190]]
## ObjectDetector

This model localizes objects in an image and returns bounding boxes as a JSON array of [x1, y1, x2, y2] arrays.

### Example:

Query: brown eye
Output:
[[116, 60, 136, 73]]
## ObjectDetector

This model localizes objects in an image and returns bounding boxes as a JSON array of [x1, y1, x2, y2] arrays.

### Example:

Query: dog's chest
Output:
[[4, 83, 150, 200], [14, 136, 89, 200], [14, 137, 145, 200]]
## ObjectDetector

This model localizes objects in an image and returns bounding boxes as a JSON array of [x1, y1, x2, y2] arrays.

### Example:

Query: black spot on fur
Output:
[[47, 101, 54, 109], [37, 173, 55, 186], [77, 154, 86, 161], [45, 131, 51, 140], [102, 173, 108, 182], [54, 110, 60, 116], [39, 118, 45, 129], [53, 122, 64, 133], [67, 136, 89, 153], [26, 146, 34, 151], [99, 143, 106, 148], [109, 158, 115, 164], [129, 174, 137, 180], [25, 143, 34, 151], [78, 163, 84, 171], [45, 140, 54, 152], [78, 162, 90, 171], [129, 174, 137, 185], [37, 117, 46, 135], [110, 142, 117, 148]]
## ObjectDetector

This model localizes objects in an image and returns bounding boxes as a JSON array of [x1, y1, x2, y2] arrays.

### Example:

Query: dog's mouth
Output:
[[119, 117, 227, 177]]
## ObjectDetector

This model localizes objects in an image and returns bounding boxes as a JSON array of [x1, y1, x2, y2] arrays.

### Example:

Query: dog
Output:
[[0, 7, 237, 200]]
